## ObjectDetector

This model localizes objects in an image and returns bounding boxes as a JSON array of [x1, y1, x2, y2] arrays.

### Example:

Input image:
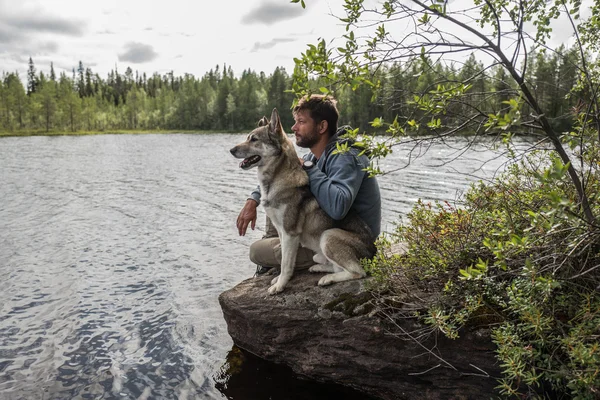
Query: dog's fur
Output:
[[230, 108, 376, 294]]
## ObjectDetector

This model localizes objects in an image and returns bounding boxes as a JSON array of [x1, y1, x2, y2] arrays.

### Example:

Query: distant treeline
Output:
[[0, 47, 580, 134]]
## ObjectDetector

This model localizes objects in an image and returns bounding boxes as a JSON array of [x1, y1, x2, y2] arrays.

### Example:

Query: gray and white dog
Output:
[[230, 108, 376, 295]]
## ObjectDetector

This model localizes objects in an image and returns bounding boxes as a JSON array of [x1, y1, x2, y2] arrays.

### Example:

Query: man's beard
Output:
[[296, 130, 320, 148]]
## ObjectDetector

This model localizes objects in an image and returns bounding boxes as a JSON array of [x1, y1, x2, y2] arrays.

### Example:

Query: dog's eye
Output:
[[250, 136, 257, 142]]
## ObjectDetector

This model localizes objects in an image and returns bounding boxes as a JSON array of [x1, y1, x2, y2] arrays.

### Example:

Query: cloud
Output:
[[4, 53, 28, 65], [0, 27, 60, 56], [0, 26, 18, 45], [118, 42, 159, 63], [0, 6, 83, 54], [241, 1, 305, 25], [36, 41, 60, 53], [251, 37, 296, 52], [5, 15, 84, 35]]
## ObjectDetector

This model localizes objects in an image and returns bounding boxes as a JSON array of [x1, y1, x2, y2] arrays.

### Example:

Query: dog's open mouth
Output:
[[240, 155, 261, 170]]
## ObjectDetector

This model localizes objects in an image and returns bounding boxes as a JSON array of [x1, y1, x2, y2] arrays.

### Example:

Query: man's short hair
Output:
[[293, 95, 339, 136]]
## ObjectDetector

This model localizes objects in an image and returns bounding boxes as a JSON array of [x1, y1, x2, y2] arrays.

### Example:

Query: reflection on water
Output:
[[214, 346, 378, 400], [0, 134, 518, 399]]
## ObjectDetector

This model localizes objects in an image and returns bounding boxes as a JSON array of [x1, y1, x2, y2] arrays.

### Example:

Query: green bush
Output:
[[369, 150, 600, 398]]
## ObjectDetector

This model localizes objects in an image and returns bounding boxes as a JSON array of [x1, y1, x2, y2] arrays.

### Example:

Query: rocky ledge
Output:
[[219, 270, 500, 400]]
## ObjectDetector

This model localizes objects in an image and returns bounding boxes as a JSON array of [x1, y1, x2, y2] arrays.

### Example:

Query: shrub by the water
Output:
[[366, 149, 600, 399]]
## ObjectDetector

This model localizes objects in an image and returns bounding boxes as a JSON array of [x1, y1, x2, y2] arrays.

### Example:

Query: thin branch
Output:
[[408, 364, 442, 375]]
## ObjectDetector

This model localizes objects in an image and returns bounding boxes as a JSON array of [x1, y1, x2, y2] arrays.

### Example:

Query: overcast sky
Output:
[[0, 0, 349, 80], [0, 0, 587, 82]]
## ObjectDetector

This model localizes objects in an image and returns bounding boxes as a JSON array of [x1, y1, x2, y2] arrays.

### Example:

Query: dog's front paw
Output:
[[267, 283, 285, 295], [270, 276, 279, 285]]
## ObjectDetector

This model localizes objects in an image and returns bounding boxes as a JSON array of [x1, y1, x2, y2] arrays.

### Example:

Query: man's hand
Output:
[[237, 199, 258, 236]]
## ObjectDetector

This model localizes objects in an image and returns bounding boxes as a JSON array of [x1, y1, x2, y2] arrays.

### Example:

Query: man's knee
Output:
[[249, 238, 280, 268]]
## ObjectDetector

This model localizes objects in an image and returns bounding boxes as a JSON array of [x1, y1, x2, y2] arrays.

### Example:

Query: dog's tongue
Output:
[[239, 155, 260, 169]]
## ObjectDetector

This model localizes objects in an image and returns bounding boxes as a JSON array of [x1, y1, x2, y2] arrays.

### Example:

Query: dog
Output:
[[230, 108, 376, 295]]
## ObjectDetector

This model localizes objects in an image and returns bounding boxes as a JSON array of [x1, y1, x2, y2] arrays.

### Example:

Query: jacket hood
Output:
[[325, 125, 355, 153]]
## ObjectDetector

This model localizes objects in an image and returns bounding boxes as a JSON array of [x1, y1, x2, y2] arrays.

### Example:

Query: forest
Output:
[[0, 47, 581, 134]]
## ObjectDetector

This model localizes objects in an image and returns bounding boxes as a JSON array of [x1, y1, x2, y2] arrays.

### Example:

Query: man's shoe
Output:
[[254, 265, 272, 277]]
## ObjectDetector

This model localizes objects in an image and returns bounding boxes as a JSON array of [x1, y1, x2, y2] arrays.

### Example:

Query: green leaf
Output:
[[371, 117, 383, 127], [290, 0, 305, 8]]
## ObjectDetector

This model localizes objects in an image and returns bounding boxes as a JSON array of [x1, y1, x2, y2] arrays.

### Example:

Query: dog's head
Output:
[[230, 108, 291, 170]]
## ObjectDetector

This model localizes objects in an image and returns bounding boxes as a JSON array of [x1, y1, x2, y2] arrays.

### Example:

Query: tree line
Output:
[[0, 49, 580, 134]]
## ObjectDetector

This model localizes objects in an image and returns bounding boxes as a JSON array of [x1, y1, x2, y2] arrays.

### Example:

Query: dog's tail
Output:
[[340, 213, 377, 259]]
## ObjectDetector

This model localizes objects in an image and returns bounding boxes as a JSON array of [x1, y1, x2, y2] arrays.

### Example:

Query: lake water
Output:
[[0, 133, 515, 399]]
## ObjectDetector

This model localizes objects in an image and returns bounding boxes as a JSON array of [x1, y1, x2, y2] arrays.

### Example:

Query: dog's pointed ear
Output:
[[269, 108, 282, 134], [257, 116, 269, 127]]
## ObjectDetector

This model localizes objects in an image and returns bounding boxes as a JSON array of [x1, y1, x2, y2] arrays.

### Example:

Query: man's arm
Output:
[[306, 151, 366, 220], [236, 186, 261, 236]]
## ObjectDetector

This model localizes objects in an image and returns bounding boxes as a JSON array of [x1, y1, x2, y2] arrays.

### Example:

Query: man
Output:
[[236, 95, 381, 274]]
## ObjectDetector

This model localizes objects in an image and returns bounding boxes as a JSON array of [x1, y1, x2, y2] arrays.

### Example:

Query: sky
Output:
[[0, 0, 588, 83], [0, 0, 350, 81]]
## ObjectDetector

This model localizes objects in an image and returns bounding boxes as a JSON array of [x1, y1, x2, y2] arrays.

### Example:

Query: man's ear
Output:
[[318, 119, 329, 135], [257, 116, 269, 127]]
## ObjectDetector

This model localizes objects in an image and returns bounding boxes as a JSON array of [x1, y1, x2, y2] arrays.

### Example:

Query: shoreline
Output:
[[0, 129, 236, 138], [1, 129, 500, 139]]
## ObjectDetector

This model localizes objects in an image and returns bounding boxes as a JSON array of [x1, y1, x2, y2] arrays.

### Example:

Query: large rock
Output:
[[218, 270, 500, 400]]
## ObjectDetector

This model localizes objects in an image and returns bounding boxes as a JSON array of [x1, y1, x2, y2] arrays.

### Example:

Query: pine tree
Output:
[[27, 57, 37, 95], [50, 62, 56, 82], [77, 61, 85, 97], [4, 73, 27, 129], [58, 72, 81, 132], [85, 68, 93, 97], [38, 73, 57, 132]]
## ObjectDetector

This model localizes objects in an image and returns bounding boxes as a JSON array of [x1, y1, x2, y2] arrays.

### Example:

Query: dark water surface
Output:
[[0, 134, 514, 399]]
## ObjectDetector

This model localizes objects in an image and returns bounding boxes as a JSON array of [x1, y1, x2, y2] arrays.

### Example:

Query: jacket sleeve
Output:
[[249, 185, 261, 205], [306, 151, 366, 220]]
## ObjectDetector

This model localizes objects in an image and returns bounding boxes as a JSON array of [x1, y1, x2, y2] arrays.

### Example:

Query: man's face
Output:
[[291, 110, 320, 149]]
